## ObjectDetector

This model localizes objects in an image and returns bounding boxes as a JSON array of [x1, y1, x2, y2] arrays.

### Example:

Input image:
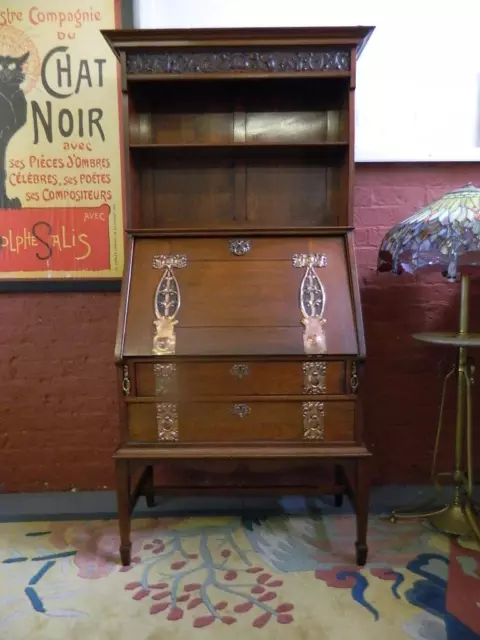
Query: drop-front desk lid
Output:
[[115, 229, 365, 361]]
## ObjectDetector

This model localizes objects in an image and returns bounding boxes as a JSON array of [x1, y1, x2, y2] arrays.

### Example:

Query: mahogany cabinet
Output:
[[102, 26, 374, 567]]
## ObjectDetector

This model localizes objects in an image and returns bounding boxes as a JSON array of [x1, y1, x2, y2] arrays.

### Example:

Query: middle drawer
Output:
[[134, 361, 346, 397]]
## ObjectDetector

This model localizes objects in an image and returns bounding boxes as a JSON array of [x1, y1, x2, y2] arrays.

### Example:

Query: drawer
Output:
[[127, 399, 355, 443], [134, 361, 346, 397]]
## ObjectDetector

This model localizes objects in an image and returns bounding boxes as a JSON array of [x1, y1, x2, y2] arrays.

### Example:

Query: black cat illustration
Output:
[[0, 51, 29, 209]]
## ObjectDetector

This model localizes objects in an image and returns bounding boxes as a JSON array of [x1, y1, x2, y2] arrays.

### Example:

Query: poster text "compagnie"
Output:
[[0, 7, 102, 40]]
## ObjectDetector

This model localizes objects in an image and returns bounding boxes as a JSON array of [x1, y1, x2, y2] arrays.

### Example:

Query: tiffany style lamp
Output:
[[377, 183, 480, 543]]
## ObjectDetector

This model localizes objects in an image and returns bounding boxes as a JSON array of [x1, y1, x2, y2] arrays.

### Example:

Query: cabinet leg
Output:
[[334, 463, 344, 507], [144, 465, 155, 508], [115, 458, 132, 567], [354, 457, 370, 567]]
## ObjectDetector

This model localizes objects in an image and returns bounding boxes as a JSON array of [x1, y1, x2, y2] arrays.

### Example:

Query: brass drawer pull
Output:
[[303, 362, 327, 394], [154, 363, 177, 395], [350, 362, 359, 393], [229, 239, 251, 256], [156, 403, 179, 441], [303, 401, 325, 440], [122, 365, 131, 395], [230, 364, 250, 379], [232, 403, 251, 418]]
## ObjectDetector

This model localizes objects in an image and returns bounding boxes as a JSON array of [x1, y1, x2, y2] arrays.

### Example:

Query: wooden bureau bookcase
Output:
[[102, 26, 374, 567]]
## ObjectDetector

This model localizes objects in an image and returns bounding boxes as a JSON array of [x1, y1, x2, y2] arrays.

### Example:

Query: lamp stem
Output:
[[459, 273, 470, 334], [454, 274, 469, 496]]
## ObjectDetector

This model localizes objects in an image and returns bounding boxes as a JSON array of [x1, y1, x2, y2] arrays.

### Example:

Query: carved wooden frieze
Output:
[[126, 49, 351, 75]]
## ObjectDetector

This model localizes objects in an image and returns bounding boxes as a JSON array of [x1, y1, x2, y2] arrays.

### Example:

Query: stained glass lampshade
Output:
[[377, 183, 480, 282]]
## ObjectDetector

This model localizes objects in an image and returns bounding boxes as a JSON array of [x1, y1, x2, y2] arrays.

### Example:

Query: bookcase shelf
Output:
[[129, 149, 348, 229]]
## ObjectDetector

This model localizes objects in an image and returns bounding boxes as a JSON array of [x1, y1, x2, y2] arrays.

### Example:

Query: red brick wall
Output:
[[2, 163, 480, 492]]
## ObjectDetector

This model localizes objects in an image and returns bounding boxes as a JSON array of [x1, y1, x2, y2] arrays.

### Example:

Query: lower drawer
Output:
[[127, 399, 355, 444]]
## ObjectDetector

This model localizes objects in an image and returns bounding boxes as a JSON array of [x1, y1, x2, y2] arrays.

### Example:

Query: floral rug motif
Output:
[[0, 514, 479, 639]]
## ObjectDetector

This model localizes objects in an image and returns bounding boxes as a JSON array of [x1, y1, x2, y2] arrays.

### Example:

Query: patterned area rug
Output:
[[0, 514, 479, 639]]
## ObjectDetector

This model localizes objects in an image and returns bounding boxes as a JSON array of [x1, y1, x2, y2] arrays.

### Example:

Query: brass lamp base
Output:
[[386, 274, 480, 547], [429, 502, 479, 537], [389, 496, 480, 541]]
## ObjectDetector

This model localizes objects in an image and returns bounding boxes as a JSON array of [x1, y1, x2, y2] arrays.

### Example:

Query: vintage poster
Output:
[[0, 1, 124, 282]]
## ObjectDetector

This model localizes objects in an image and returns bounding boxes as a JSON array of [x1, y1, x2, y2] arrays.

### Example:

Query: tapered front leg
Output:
[[115, 458, 132, 567], [355, 457, 370, 567]]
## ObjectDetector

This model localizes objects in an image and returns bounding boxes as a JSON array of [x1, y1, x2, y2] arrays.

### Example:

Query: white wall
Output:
[[133, 0, 480, 162]]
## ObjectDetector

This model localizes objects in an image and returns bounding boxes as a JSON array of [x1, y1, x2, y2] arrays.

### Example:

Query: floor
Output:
[[1, 486, 479, 639], [1, 485, 479, 521]]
